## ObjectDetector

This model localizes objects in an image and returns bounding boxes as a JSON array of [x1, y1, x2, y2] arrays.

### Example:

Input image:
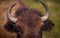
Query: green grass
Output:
[[24, 0, 60, 38]]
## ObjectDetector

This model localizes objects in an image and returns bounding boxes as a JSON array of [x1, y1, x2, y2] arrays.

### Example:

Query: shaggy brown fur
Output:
[[5, 7, 54, 38], [4, 0, 54, 38], [15, 7, 43, 38]]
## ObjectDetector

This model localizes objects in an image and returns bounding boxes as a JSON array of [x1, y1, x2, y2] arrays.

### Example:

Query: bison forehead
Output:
[[15, 8, 43, 17], [18, 12, 40, 28], [24, 14, 39, 27], [15, 8, 42, 27]]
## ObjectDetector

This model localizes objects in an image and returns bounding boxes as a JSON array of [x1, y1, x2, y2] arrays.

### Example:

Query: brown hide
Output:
[[15, 8, 43, 38], [5, 1, 54, 38]]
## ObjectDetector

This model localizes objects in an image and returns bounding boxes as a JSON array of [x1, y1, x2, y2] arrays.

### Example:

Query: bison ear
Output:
[[4, 21, 21, 33], [41, 19, 54, 31]]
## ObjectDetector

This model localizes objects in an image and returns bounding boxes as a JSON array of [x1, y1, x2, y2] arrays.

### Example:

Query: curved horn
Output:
[[40, 1, 50, 21], [7, 2, 18, 22]]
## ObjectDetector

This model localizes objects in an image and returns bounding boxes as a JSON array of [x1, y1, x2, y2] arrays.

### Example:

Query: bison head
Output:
[[5, 1, 54, 38]]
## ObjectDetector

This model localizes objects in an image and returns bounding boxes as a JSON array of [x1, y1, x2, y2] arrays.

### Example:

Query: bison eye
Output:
[[41, 20, 54, 31], [4, 21, 23, 33]]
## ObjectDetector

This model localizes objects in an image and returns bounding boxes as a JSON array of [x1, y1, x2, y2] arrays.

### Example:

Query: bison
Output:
[[4, 1, 54, 38]]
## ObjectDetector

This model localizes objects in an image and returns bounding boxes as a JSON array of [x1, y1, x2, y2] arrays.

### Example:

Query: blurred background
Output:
[[0, 0, 60, 38]]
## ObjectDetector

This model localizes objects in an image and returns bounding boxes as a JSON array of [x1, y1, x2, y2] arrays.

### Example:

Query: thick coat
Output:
[[4, 1, 54, 38]]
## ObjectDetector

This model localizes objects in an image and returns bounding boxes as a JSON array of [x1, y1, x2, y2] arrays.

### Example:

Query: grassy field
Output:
[[0, 0, 60, 38]]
